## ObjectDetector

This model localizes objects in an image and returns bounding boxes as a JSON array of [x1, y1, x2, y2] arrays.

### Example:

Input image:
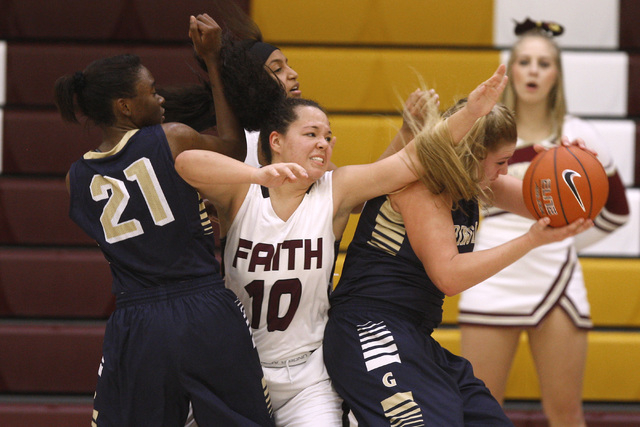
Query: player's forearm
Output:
[[491, 175, 534, 219], [379, 126, 414, 161], [436, 235, 535, 296], [204, 56, 246, 161], [175, 149, 254, 187], [446, 105, 480, 143]]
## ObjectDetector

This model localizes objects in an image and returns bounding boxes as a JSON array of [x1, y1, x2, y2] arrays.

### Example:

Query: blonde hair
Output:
[[502, 30, 567, 143], [412, 101, 517, 209]]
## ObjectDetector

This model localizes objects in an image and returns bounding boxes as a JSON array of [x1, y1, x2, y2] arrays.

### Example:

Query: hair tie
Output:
[[514, 17, 564, 37], [73, 71, 86, 91]]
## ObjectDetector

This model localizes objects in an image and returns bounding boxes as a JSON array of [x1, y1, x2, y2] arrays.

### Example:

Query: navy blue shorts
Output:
[[93, 279, 274, 426], [324, 306, 513, 427]]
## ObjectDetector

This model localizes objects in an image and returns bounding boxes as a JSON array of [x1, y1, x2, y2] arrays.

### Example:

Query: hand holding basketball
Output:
[[532, 136, 598, 156], [522, 145, 609, 227], [527, 216, 593, 247]]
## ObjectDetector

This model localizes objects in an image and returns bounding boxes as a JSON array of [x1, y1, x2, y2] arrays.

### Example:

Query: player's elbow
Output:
[[423, 258, 464, 297], [174, 151, 188, 175], [431, 275, 461, 297], [175, 151, 197, 184]]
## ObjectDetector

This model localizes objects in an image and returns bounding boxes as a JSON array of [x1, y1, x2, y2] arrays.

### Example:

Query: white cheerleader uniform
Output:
[[458, 116, 623, 328], [224, 171, 343, 426]]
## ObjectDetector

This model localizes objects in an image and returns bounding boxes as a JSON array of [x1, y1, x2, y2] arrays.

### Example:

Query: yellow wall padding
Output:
[[280, 47, 501, 112], [434, 330, 640, 401], [581, 257, 640, 327], [330, 115, 403, 166], [252, 0, 493, 47]]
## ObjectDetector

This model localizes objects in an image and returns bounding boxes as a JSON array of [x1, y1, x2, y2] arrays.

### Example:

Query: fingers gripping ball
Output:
[[522, 146, 609, 227]]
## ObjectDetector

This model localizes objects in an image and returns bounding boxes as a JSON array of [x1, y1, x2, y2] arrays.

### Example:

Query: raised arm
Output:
[[379, 64, 507, 161], [447, 64, 508, 142], [165, 14, 246, 161], [333, 65, 509, 215], [378, 88, 439, 160]]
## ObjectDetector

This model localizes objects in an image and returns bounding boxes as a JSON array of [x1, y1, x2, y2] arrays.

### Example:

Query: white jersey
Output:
[[244, 129, 261, 168], [224, 172, 335, 364], [458, 116, 618, 328]]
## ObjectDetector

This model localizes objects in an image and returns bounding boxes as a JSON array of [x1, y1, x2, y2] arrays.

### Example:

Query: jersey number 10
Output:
[[245, 279, 302, 332]]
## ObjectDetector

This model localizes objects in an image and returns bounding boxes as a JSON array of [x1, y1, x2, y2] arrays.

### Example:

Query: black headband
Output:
[[248, 41, 279, 64]]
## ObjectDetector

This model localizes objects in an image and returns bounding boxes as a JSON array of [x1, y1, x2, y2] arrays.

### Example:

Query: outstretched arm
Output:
[[333, 64, 509, 214], [176, 150, 308, 195], [379, 64, 507, 162], [175, 149, 309, 229]]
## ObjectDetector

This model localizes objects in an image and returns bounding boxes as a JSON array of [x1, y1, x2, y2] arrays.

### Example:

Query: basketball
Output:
[[522, 146, 609, 227]]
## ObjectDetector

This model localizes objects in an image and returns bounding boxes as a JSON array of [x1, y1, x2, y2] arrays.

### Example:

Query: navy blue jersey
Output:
[[331, 195, 479, 328], [69, 125, 220, 294]]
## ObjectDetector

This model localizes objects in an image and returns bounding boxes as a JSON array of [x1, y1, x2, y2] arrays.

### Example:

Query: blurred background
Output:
[[0, 0, 638, 425]]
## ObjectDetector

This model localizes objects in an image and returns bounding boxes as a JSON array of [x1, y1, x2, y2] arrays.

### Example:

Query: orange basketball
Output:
[[522, 146, 609, 227]]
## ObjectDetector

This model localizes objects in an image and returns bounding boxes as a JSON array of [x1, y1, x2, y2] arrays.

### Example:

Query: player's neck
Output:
[[266, 183, 312, 222], [100, 126, 132, 152], [516, 103, 553, 144]]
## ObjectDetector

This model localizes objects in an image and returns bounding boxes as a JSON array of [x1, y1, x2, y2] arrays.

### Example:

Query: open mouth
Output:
[[290, 83, 301, 95]]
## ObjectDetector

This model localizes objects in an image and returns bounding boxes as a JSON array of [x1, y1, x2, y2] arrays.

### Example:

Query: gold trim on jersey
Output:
[[83, 129, 140, 159], [367, 197, 406, 256], [381, 391, 424, 425], [198, 194, 214, 235]]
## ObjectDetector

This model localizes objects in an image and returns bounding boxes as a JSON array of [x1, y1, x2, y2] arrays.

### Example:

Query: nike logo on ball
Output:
[[562, 169, 586, 212]]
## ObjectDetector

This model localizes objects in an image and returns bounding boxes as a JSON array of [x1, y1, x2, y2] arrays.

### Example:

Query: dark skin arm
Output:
[[65, 14, 245, 194], [164, 13, 246, 161]]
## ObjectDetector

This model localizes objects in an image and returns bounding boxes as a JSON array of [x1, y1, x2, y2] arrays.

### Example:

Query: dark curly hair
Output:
[[159, 32, 286, 133], [159, 81, 217, 131], [159, 0, 284, 133], [219, 36, 287, 132]]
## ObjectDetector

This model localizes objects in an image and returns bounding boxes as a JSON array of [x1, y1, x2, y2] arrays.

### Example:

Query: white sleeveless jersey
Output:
[[224, 172, 335, 364], [244, 129, 261, 168]]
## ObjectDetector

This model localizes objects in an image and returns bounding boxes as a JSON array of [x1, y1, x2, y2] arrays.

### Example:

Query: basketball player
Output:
[[175, 55, 510, 424], [160, 16, 429, 171], [323, 99, 593, 426], [458, 19, 630, 426], [54, 14, 274, 426], [160, 37, 301, 168]]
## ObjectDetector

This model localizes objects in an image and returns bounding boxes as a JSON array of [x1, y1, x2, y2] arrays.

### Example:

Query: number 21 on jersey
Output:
[[90, 157, 174, 243]]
